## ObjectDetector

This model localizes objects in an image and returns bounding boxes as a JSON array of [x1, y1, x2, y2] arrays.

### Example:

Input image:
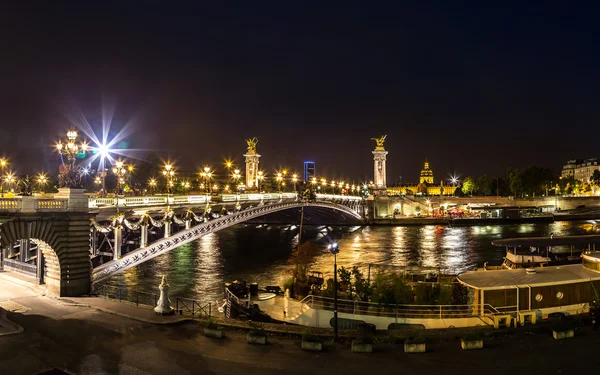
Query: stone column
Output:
[[140, 224, 149, 247], [164, 221, 171, 238], [244, 152, 261, 189], [113, 225, 122, 260], [372, 149, 388, 196]]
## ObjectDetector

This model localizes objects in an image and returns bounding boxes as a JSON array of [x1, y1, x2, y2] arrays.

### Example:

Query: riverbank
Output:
[[370, 211, 600, 226], [2, 275, 600, 374]]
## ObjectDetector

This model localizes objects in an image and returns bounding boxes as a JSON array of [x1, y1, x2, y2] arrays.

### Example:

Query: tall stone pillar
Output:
[[243, 138, 261, 189], [371, 135, 388, 196]]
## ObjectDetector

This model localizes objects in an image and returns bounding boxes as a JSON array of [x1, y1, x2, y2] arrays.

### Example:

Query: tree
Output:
[[475, 175, 492, 196], [462, 176, 476, 196], [508, 168, 524, 197]]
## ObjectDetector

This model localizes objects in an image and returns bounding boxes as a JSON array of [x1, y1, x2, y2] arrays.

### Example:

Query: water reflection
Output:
[[106, 221, 597, 304]]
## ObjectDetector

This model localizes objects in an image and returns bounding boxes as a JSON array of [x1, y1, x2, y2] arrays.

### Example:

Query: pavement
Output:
[[2, 272, 600, 374]]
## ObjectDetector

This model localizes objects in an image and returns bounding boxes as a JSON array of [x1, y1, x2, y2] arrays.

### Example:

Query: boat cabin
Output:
[[489, 234, 600, 269], [459, 252, 600, 320]]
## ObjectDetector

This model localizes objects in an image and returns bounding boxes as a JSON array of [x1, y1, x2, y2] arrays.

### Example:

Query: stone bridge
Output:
[[0, 189, 364, 296]]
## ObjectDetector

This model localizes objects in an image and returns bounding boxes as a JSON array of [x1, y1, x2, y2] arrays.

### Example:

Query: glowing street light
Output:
[[163, 163, 176, 207], [36, 173, 48, 193], [292, 173, 298, 192], [55, 129, 89, 188], [0, 158, 7, 197], [257, 171, 265, 192], [200, 166, 213, 194], [276, 172, 283, 192], [148, 178, 157, 194]]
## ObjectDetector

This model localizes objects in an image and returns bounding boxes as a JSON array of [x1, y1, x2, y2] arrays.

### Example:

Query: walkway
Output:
[[1, 273, 600, 374]]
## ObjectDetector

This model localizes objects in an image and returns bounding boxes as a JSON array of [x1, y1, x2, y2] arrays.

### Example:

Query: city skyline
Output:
[[2, 3, 599, 180]]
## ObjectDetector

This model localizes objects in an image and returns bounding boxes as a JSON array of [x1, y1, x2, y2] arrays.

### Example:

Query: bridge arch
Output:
[[0, 213, 94, 296], [92, 201, 362, 282]]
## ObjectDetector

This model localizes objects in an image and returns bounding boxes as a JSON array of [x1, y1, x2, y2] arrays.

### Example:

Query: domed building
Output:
[[387, 158, 458, 196]]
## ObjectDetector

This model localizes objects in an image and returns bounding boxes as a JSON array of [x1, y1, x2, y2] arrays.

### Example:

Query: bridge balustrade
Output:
[[0, 198, 21, 210]]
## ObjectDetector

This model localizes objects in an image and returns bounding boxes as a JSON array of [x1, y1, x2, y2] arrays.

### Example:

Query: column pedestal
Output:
[[154, 276, 174, 315]]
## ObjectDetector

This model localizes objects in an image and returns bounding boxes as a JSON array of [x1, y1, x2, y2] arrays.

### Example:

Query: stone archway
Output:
[[0, 213, 94, 296]]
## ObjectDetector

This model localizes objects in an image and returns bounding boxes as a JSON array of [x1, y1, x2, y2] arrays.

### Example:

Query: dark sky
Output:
[[1, 2, 599, 184]]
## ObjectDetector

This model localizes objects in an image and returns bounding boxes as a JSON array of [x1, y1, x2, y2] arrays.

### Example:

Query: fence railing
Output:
[[0, 198, 21, 210], [300, 295, 514, 319], [95, 284, 211, 318], [3, 258, 37, 275]]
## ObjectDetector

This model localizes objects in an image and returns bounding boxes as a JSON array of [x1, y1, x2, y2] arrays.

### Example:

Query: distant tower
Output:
[[371, 135, 388, 195], [419, 158, 434, 184], [304, 161, 316, 182], [243, 138, 261, 188]]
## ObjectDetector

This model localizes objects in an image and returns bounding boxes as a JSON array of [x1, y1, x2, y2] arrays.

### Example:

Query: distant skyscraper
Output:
[[304, 161, 315, 181]]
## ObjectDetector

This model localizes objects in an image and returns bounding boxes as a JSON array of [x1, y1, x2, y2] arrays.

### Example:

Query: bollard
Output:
[[154, 275, 175, 315]]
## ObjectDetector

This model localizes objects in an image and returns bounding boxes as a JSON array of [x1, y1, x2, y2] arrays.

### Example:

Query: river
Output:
[[103, 220, 598, 305]]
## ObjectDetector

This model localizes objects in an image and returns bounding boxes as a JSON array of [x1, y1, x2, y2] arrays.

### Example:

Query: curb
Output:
[[55, 299, 195, 326], [0, 308, 24, 337]]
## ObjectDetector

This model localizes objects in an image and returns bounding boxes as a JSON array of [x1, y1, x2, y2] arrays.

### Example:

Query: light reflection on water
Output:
[[104, 221, 597, 304]]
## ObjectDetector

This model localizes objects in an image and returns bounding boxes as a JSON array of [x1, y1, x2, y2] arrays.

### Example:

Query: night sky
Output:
[[1, 2, 599, 184]]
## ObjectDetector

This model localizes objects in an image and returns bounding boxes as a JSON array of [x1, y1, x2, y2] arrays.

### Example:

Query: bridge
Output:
[[0, 189, 363, 296]]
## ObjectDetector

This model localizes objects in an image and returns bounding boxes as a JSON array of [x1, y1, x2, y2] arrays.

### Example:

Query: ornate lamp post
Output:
[[321, 178, 327, 193], [36, 173, 48, 194], [276, 172, 283, 193], [148, 178, 157, 195], [327, 242, 340, 341], [3, 173, 16, 194], [225, 160, 233, 186], [291, 173, 298, 193], [112, 161, 128, 213], [200, 166, 213, 196], [0, 158, 7, 197], [330, 180, 336, 195], [257, 171, 265, 192], [162, 163, 175, 207], [232, 169, 241, 192], [55, 130, 88, 188]]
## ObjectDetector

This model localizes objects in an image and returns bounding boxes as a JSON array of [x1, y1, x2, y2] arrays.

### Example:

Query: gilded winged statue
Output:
[[371, 135, 387, 149], [246, 137, 258, 153]]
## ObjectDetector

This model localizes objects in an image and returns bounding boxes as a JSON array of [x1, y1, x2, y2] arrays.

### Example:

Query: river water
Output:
[[103, 220, 597, 305]]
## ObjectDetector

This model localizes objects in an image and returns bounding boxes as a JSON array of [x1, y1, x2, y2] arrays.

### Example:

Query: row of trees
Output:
[[457, 166, 600, 197]]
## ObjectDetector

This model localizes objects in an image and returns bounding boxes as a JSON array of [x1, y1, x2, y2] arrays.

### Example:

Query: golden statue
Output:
[[371, 135, 387, 150], [246, 137, 258, 153]]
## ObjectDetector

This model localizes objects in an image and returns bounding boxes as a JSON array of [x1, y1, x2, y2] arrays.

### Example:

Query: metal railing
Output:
[[95, 283, 211, 318], [299, 295, 511, 319], [3, 258, 37, 275], [36, 199, 67, 210]]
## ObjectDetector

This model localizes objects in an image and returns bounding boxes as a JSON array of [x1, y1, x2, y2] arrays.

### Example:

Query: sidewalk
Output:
[[58, 296, 192, 325], [0, 307, 23, 336]]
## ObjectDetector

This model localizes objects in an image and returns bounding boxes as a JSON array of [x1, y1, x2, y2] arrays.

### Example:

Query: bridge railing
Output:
[[95, 283, 211, 318], [3, 258, 37, 276], [0, 198, 21, 211]]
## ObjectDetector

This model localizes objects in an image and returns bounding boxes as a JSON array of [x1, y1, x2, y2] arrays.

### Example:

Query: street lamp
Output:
[[162, 163, 175, 207], [257, 171, 265, 192], [276, 172, 283, 192], [327, 242, 340, 341], [232, 169, 241, 192], [3, 172, 16, 194], [36, 173, 48, 194], [148, 178, 157, 195], [55, 129, 88, 188], [330, 180, 336, 195], [292, 173, 298, 193], [200, 166, 213, 195], [0, 158, 7, 197]]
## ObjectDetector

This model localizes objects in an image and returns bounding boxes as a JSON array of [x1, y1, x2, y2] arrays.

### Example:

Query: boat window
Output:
[[535, 294, 543, 302], [556, 292, 564, 300]]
